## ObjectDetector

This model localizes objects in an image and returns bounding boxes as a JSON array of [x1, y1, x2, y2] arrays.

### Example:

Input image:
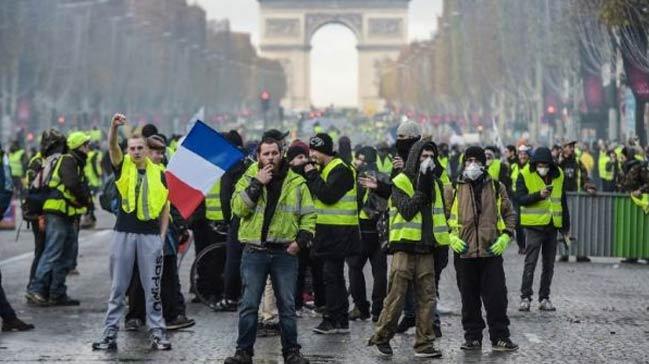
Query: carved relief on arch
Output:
[[304, 13, 363, 43], [265, 18, 301, 37]]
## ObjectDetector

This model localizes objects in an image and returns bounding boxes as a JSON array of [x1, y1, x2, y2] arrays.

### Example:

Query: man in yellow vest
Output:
[[9, 141, 28, 194], [598, 146, 617, 192], [26, 132, 93, 307], [445, 146, 519, 352], [225, 136, 315, 364], [304, 133, 360, 335], [92, 114, 171, 351], [511, 145, 531, 254], [368, 138, 444, 358], [516, 147, 570, 312], [485, 146, 512, 191]]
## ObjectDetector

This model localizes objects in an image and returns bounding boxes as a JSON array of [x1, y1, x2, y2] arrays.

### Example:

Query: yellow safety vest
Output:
[[314, 158, 358, 226], [376, 154, 393, 175], [519, 168, 564, 228], [631, 193, 649, 214], [448, 179, 506, 233], [598, 154, 614, 182], [43, 155, 87, 216], [9, 149, 25, 177], [84, 150, 101, 188], [205, 180, 223, 221], [487, 159, 502, 182], [115, 156, 168, 221], [388, 173, 450, 246], [511, 162, 529, 192]]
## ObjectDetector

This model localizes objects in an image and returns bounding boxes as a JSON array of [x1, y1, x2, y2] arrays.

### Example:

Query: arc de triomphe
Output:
[[258, 0, 410, 111]]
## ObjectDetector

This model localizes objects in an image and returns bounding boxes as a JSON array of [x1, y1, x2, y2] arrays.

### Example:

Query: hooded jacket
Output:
[[389, 138, 445, 254], [620, 159, 649, 193], [515, 147, 570, 232], [444, 172, 516, 259]]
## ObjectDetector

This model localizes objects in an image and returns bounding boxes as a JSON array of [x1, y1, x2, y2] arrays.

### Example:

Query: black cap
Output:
[[262, 129, 289, 141], [309, 133, 334, 156]]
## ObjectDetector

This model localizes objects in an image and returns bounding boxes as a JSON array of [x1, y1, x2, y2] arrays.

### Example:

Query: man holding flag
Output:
[[225, 136, 315, 364], [93, 114, 171, 351]]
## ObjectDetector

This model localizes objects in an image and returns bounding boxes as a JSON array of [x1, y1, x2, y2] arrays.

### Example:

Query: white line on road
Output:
[[523, 333, 542, 344], [0, 229, 112, 267]]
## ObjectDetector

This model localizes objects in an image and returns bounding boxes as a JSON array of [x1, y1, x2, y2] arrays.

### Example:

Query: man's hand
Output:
[[255, 164, 273, 185], [632, 189, 642, 197], [304, 163, 316, 173], [393, 156, 404, 170], [489, 234, 511, 256], [111, 113, 127, 128], [450, 234, 468, 254], [540, 188, 551, 199], [359, 175, 378, 190], [287, 241, 300, 256]]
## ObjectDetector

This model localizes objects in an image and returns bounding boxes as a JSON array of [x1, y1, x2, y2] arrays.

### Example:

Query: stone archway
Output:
[[258, 0, 410, 112]]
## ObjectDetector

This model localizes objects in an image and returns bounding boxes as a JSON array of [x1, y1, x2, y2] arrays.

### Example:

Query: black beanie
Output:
[[465, 146, 486, 165], [309, 133, 334, 156], [142, 123, 158, 138], [224, 130, 243, 147]]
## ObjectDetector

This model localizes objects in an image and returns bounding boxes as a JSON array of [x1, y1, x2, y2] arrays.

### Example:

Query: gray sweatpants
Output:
[[103, 231, 165, 332]]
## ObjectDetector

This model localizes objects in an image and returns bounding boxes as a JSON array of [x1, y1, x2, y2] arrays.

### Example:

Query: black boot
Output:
[[2, 317, 35, 332]]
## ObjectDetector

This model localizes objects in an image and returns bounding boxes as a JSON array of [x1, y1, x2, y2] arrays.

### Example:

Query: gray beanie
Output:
[[396, 120, 421, 138]]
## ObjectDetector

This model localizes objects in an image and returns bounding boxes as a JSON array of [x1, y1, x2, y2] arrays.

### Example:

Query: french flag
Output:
[[165, 120, 244, 219]]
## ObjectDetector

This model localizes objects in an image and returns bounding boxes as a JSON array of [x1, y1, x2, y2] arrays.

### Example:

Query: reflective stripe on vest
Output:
[[314, 158, 359, 226], [388, 173, 450, 245], [115, 156, 168, 221], [631, 193, 649, 213], [519, 168, 564, 228], [9, 150, 24, 177], [205, 180, 224, 221], [43, 155, 87, 216]]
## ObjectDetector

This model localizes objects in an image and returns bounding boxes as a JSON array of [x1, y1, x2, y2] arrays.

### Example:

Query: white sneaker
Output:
[[519, 298, 531, 312], [539, 299, 556, 311]]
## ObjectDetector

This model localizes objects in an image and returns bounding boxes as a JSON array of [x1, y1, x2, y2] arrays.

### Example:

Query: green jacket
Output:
[[232, 163, 316, 246]]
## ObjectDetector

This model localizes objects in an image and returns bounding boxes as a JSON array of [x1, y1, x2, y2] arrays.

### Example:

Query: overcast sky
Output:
[[190, 0, 443, 107]]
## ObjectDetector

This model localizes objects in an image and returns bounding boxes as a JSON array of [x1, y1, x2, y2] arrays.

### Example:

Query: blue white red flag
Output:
[[165, 120, 244, 219]]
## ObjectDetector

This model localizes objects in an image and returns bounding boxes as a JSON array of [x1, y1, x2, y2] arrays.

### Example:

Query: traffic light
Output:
[[260, 90, 271, 113]]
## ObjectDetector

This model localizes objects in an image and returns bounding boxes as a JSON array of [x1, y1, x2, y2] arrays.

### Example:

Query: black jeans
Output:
[[191, 218, 226, 299], [454, 254, 510, 343], [223, 218, 243, 301], [296, 246, 325, 309], [323, 257, 348, 324], [521, 227, 558, 301], [127, 255, 186, 322], [0, 270, 16, 320], [347, 230, 387, 317], [403, 245, 449, 325]]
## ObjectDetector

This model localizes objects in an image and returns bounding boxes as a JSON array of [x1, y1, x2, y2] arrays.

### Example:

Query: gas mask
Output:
[[463, 162, 483, 181]]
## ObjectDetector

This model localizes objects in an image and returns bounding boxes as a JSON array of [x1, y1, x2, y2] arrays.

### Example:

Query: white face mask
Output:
[[463, 162, 483, 180], [537, 167, 549, 177]]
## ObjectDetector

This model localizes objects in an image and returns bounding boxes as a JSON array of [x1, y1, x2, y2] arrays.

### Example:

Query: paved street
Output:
[[1, 211, 648, 363]]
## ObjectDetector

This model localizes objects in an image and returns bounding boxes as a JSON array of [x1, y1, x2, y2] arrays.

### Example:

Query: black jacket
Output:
[[305, 157, 360, 258]]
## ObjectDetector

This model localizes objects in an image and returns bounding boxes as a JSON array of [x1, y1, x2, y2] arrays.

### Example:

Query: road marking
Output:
[[523, 333, 542, 343], [0, 229, 112, 267]]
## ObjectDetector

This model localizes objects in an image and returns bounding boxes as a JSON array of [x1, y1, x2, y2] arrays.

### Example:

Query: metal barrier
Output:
[[565, 192, 649, 257]]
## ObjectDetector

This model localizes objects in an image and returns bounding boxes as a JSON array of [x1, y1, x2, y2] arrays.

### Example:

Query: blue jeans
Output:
[[237, 246, 299, 355], [29, 213, 78, 299]]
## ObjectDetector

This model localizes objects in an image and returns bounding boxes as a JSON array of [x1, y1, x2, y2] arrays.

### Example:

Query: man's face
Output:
[[79, 142, 90, 155], [127, 137, 147, 163], [258, 142, 282, 170], [353, 154, 366, 169], [504, 149, 513, 159], [551, 148, 560, 159], [419, 149, 435, 163], [464, 157, 483, 168], [485, 152, 495, 166], [518, 151, 529, 164], [289, 154, 308, 167], [309, 149, 326, 166], [563, 144, 574, 157], [148, 149, 165, 165]]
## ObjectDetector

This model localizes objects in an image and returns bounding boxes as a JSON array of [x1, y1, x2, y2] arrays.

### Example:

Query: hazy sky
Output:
[[190, 0, 443, 107]]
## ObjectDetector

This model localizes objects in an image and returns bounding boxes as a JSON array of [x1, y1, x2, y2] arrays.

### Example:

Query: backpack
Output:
[[99, 174, 119, 214], [22, 153, 62, 220]]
